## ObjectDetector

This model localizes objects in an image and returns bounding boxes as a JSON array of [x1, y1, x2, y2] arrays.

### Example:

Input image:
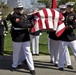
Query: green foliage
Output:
[[58, 0, 76, 5], [38, 0, 49, 2], [38, 0, 51, 8], [0, 1, 12, 19]]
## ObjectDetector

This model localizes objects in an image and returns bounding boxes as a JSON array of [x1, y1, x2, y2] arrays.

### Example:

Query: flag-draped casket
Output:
[[30, 8, 66, 37]]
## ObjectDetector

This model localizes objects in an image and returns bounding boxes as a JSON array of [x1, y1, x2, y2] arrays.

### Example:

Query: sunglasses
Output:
[[17, 7, 23, 10]]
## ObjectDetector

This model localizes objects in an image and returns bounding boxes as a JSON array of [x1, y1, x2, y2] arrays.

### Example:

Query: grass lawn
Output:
[[4, 32, 13, 55], [4, 31, 73, 55]]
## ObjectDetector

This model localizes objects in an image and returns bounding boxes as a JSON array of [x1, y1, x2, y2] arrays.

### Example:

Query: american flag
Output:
[[30, 8, 66, 37]]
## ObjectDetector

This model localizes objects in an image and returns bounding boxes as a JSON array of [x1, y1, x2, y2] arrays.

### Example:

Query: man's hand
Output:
[[5, 31, 8, 34], [68, 25, 73, 28], [66, 25, 73, 29]]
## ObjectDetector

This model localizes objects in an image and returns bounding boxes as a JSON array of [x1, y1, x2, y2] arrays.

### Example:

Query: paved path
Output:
[[0, 55, 76, 75]]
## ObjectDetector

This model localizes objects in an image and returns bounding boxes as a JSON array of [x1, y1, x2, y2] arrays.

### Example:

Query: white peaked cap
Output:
[[66, 2, 75, 6], [14, 1, 23, 8], [59, 5, 66, 9]]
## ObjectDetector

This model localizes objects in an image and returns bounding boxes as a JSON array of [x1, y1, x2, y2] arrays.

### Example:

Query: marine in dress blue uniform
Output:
[[49, 30, 60, 66], [9, 2, 35, 75], [58, 2, 76, 71], [6, 8, 27, 64], [58, 4, 73, 69], [30, 31, 41, 55], [0, 12, 8, 55]]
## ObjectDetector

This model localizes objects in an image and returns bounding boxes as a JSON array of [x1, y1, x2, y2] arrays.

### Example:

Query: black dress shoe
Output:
[[67, 65, 73, 69], [50, 61, 53, 63], [17, 65, 22, 68], [35, 54, 39, 56], [0, 53, 4, 56], [32, 54, 39, 56], [23, 59, 27, 64], [58, 68, 64, 71], [11, 67, 16, 71], [30, 70, 36, 75], [54, 64, 58, 67]]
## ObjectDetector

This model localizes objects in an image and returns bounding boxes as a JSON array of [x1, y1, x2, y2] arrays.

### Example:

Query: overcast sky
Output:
[[2, 0, 38, 9], [19, 0, 38, 8]]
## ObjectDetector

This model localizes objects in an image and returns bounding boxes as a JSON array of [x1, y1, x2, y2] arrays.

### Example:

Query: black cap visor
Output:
[[67, 5, 74, 8]]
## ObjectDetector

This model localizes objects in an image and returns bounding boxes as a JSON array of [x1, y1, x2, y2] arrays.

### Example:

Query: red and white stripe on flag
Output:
[[30, 8, 66, 37], [51, 0, 57, 8]]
